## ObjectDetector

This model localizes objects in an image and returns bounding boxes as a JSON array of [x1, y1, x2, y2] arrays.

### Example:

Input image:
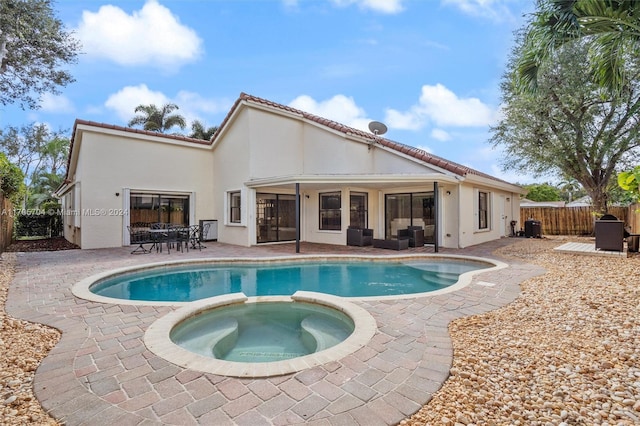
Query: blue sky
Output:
[[1, 0, 537, 183]]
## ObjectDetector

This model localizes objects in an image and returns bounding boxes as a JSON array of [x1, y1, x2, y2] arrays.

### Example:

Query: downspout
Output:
[[457, 181, 463, 248], [295, 182, 300, 253], [434, 182, 439, 253]]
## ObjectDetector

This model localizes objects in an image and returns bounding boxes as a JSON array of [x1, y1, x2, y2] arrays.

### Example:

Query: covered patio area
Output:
[[245, 175, 454, 253]]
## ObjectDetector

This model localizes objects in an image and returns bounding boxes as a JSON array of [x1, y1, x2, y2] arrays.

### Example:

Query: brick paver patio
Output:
[[6, 240, 545, 425]]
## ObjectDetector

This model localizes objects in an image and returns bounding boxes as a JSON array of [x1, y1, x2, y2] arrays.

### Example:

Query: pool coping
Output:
[[144, 291, 378, 378], [72, 253, 508, 306]]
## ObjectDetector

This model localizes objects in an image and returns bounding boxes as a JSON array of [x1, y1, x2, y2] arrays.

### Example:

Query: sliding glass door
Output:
[[256, 193, 297, 243], [385, 192, 435, 243], [130, 193, 189, 226]]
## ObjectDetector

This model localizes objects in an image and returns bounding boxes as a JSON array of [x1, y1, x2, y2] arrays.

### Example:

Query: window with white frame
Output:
[[319, 191, 341, 230], [478, 190, 489, 230], [229, 191, 241, 223]]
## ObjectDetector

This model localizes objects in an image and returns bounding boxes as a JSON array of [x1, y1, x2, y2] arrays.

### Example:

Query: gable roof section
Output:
[[59, 94, 519, 192], [60, 119, 211, 187], [213, 93, 514, 186]]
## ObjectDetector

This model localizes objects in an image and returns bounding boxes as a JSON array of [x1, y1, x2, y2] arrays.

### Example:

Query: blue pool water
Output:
[[91, 260, 489, 301], [170, 301, 354, 363]]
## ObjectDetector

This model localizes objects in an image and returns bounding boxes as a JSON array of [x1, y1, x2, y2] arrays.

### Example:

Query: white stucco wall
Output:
[[456, 181, 519, 248], [70, 127, 214, 249]]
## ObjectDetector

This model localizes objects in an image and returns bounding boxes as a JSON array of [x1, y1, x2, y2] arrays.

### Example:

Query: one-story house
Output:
[[55, 93, 523, 250]]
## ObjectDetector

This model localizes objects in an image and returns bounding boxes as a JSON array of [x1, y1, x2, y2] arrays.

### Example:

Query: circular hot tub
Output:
[[145, 292, 377, 377]]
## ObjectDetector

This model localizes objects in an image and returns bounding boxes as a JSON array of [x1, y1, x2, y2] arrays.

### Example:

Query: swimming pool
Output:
[[77, 255, 497, 304]]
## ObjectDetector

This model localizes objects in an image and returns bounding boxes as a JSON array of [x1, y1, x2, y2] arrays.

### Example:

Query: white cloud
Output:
[[104, 84, 231, 128], [289, 94, 373, 132], [172, 91, 233, 126], [76, 0, 202, 71], [430, 128, 451, 141], [385, 108, 423, 131], [442, 0, 514, 21], [105, 84, 170, 122], [40, 93, 74, 114], [330, 0, 404, 14], [384, 83, 499, 130]]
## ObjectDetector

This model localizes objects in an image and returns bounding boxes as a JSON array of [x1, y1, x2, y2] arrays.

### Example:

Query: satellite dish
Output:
[[368, 121, 387, 136]]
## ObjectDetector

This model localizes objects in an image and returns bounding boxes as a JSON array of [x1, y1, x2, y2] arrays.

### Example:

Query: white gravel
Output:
[[403, 237, 640, 425]]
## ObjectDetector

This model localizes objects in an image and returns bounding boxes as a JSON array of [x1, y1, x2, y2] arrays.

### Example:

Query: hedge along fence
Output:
[[519, 206, 636, 236], [14, 211, 63, 238], [0, 194, 14, 253]]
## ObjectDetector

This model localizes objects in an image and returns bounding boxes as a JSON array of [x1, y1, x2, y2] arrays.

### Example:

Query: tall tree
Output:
[[189, 120, 218, 140], [0, 0, 80, 109], [492, 37, 640, 213], [516, 0, 640, 94], [0, 152, 25, 203], [127, 103, 187, 133], [0, 123, 69, 207], [523, 183, 562, 202]]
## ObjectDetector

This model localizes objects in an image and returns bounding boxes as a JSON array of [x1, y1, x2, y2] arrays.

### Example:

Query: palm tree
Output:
[[27, 171, 64, 209], [189, 120, 218, 141], [516, 0, 640, 94], [127, 103, 186, 133], [559, 177, 582, 202]]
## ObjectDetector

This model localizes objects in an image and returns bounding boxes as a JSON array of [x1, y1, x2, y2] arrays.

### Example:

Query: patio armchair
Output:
[[397, 226, 424, 247], [346, 227, 373, 246]]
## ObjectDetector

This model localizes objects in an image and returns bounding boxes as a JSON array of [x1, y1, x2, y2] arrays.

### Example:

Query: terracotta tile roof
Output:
[[214, 93, 511, 184], [71, 119, 211, 145]]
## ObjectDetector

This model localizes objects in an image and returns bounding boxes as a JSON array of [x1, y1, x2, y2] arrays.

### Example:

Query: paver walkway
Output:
[[6, 239, 545, 425]]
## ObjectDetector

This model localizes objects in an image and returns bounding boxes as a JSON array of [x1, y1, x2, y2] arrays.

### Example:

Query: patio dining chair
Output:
[[164, 227, 181, 254], [189, 223, 210, 250], [176, 226, 191, 252], [199, 222, 211, 249], [128, 226, 153, 254]]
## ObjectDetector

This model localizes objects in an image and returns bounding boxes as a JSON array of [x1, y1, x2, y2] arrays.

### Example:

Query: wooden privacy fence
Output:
[[0, 194, 14, 253], [520, 205, 639, 236]]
